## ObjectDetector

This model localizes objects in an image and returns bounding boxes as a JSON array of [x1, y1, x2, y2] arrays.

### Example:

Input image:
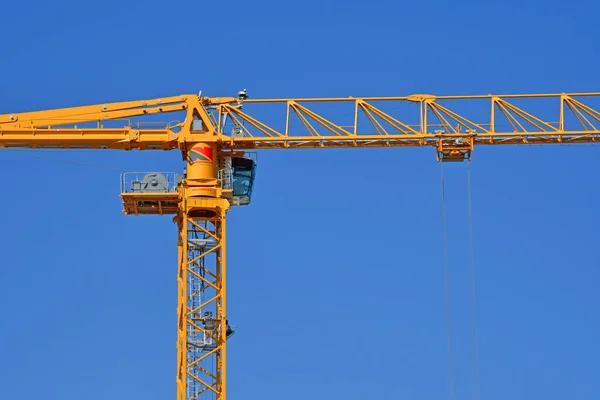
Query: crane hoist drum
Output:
[[132, 172, 170, 193]]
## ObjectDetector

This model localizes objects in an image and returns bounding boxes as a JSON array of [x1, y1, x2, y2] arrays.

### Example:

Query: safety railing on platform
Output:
[[120, 172, 180, 194]]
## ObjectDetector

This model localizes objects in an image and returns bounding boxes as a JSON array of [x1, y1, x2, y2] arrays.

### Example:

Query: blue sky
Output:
[[1, 0, 599, 399]]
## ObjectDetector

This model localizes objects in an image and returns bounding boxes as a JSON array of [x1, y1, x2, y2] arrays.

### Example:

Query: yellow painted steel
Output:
[[176, 193, 230, 400], [2, 90, 600, 400], [186, 143, 219, 198], [1, 92, 600, 156]]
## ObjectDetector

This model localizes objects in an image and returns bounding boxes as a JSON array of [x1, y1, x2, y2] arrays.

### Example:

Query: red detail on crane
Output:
[[189, 144, 214, 164]]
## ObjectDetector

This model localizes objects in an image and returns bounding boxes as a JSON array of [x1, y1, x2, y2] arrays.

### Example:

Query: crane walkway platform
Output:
[[120, 172, 181, 215], [121, 192, 180, 215]]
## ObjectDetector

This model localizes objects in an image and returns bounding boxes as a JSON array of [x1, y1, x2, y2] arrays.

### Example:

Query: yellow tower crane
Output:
[[2, 90, 599, 400]]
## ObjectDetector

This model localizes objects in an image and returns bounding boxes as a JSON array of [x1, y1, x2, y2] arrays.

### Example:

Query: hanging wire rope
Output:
[[467, 160, 482, 400], [3, 149, 125, 172], [440, 162, 458, 400]]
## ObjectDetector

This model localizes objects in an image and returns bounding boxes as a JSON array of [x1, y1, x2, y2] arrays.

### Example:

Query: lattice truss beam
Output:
[[177, 211, 227, 400], [216, 93, 600, 149], [2, 93, 600, 151]]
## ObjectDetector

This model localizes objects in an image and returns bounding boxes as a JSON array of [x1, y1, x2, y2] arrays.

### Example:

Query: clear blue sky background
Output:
[[1, 1, 599, 399]]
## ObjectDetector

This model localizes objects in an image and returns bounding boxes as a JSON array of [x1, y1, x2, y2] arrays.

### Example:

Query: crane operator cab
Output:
[[221, 154, 257, 206]]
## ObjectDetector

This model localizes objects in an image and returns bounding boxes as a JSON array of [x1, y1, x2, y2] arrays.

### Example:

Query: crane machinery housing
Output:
[[1, 90, 599, 400]]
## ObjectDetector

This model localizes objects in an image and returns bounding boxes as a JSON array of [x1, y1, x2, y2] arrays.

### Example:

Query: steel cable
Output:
[[440, 162, 457, 400], [467, 161, 481, 400], [3, 149, 125, 172]]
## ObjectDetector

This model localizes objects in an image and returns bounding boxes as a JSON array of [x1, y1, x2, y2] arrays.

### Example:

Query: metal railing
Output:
[[120, 172, 180, 194]]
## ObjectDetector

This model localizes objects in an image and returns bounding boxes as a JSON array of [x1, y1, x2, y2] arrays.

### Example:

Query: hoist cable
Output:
[[440, 162, 457, 400], [467, 161, 482, 400]]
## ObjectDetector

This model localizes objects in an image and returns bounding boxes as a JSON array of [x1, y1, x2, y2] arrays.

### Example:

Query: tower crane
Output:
[[2, 90, 599, 400]]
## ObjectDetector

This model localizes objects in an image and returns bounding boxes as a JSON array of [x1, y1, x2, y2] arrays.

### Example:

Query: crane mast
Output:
[[2, 90, 600, 400]]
